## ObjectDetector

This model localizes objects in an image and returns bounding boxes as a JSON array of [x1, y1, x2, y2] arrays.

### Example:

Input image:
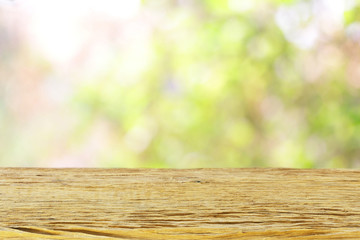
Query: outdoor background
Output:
[[0, 0, 359, 168]]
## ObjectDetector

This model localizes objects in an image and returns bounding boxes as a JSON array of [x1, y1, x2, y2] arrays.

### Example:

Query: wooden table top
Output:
[[1, 168, 360, 239]]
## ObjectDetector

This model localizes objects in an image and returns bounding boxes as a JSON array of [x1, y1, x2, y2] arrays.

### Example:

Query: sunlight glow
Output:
[[16, 0, 141, 64]]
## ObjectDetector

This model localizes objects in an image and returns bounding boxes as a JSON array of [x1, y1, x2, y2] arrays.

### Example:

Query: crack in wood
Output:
[[10, 226, 59, 236]]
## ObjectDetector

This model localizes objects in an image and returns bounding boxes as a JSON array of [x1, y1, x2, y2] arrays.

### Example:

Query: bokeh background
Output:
[[0, 0, 360, 168]]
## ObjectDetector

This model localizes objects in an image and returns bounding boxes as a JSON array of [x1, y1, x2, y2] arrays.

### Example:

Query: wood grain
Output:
[[1, 168, 360, 239]]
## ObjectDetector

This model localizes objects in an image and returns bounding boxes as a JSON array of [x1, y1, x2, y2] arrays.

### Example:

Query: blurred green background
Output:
[[0, 0, 360, 168]]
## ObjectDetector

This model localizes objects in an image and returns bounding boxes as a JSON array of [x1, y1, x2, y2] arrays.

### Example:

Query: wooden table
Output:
[[1, 168, 360, 239]]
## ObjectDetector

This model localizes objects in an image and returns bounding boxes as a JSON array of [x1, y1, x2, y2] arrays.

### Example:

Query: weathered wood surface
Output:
[[1, 168, 360, 239]]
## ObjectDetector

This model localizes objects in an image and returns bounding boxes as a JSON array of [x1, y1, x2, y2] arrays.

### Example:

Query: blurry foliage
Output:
[[1, 0, 360, 167]]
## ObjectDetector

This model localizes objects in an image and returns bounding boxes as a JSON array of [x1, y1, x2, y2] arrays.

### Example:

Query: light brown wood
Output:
[[1, 168, 360, 239]]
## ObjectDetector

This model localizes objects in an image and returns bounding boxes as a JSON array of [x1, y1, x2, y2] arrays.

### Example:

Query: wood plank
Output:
[[1, 168, 360, 239]]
